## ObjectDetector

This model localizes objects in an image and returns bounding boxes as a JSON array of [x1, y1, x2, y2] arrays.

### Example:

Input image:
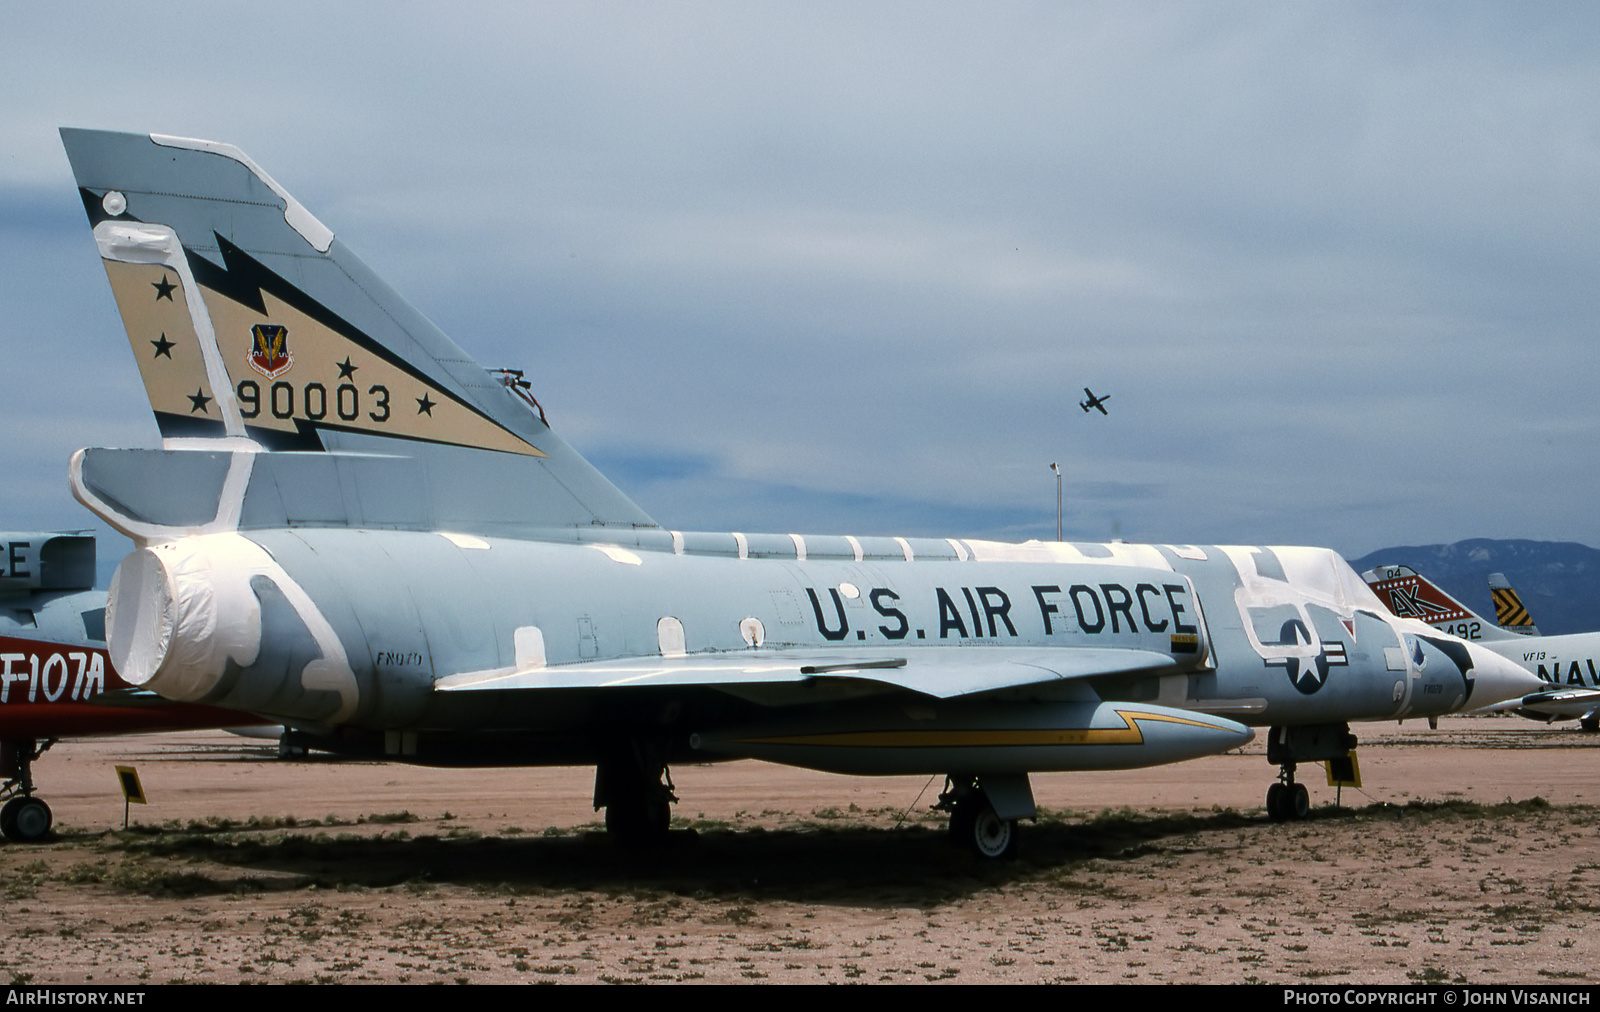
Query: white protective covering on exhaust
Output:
[[106, 537, 264, 699], [105, 533, 359, 720]]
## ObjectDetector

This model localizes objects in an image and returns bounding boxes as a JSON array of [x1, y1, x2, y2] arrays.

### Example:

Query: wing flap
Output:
[[434, 647, 1186, 700]]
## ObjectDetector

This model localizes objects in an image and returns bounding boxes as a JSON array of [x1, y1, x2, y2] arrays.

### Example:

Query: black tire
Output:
[[948, 804, 976, 845], [605, 790, 670, 848], [1581, 714, 1599, 733], [0, 797, 49, 842], [1288, 783, 1310, 820], [1265, 782, 1287, 822]]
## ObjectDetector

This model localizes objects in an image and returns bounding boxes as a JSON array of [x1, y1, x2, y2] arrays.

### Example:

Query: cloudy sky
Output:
[[4, 3, 1599, 570]]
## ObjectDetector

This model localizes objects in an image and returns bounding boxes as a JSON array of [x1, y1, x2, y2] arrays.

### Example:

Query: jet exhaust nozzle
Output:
[[105, 533, 362, 723], [105, 537, 264, 702]]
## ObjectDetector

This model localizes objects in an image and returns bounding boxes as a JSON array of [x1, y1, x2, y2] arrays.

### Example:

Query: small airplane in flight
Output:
[[1362, 564, 1600, 730], [1079, 388, 1110, 415], [57, 129, 1539, 854], [0, 531, 247, 840]]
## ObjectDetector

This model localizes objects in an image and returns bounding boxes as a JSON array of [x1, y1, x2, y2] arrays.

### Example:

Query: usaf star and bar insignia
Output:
[[1265, 618, 1349, 696]]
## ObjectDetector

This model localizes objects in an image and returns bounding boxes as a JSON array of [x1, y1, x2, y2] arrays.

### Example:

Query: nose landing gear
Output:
[[1265, 767, 1310, 822], [1264, 723, 1358, 823]]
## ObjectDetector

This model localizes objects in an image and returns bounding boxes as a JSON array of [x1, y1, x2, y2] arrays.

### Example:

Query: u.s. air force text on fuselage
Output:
[[804, 580, 1198, 644]]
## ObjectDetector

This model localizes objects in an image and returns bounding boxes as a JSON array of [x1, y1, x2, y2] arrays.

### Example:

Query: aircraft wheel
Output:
[[966, 803, 1019, 860], [605, 791, 670, 848], [947, 803, 976, 845], [1581, 715, 1599, 733], [1288, 783, 1310, 821], [1265, 783, 1287, 822], [0, 797, 49, 842]]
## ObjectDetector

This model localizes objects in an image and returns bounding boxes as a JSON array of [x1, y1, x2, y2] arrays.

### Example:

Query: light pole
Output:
[[1050, 462, 1062, 541]]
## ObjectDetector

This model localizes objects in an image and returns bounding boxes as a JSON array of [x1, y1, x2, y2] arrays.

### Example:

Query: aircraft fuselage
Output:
[[101, 526, 1531, 771]]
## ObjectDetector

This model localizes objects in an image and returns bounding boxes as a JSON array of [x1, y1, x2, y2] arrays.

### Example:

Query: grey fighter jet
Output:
[[58, 130, 1540, 856]]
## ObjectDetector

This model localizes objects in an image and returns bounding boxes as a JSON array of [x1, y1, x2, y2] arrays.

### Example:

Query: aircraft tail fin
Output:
[[1360, 564, 1517, 641], [59, 129, 655, 538], [1488, 572, 1541, 636]]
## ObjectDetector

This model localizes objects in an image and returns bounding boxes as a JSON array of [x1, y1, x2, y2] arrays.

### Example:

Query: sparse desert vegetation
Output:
[[1, 716, 1596, 983]]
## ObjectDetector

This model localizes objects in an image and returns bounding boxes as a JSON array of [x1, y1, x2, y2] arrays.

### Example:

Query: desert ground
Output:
[[0, 713, 1596, 985]]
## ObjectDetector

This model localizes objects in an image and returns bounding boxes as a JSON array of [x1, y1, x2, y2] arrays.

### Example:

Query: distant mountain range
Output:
[[1348, 539, 1600, 637]]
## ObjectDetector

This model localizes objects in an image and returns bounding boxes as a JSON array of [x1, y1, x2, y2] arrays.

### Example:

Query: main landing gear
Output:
[[594, 741, 677, 848], [1265, 767, 1310, 823], [935, 774, 1034, 860], [1264, 723, 1358, 823], [0, 740, 53, 843]]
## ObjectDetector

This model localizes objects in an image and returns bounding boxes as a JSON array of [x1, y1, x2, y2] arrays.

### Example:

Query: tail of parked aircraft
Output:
[[59, 129, 655, 543], [1488, 573, 1541, 636], [1360, 564, 1516, 642]]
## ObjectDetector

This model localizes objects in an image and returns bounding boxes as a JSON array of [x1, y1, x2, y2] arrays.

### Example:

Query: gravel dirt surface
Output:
[[1, 713, 1597, 985]]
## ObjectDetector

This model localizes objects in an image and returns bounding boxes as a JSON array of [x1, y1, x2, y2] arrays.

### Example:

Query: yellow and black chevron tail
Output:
[[1488, 573, 1540, 636]]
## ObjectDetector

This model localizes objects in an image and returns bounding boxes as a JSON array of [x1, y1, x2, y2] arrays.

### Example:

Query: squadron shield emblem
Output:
[[248, 323, 294, 379]]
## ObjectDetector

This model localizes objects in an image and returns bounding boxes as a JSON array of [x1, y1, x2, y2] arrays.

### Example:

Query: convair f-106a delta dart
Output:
[[57, 129, 1541, 856]]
